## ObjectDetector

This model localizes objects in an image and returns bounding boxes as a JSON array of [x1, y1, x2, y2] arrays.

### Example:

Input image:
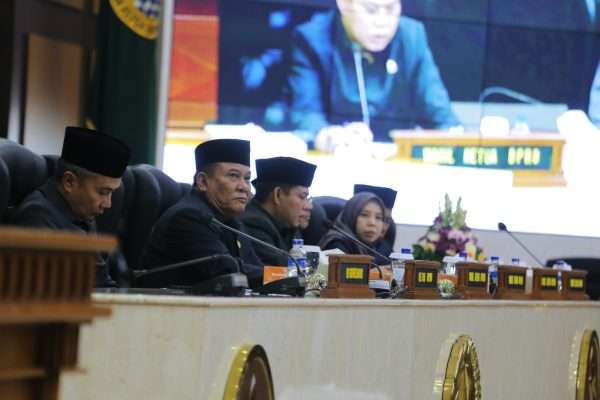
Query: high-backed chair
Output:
[[312, 196, 346, 222], [301, 201, 330, 246], [0, 140, 50, 222], [118, 165, 191, 270], [0, 139, 190, 274], [545, 257, 600, 300]]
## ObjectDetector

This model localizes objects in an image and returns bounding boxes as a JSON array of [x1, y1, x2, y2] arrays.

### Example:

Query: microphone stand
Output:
[[209, 218, 306, 296], [498, 222, 544, 266], [352, 43, 370, 127], [327, 222, 391, 264], [477, 86, 543, 148], [479, 86, 542, 105], [133, 254, 249, 297], [326, 223, 393, 295], [133, 254, 235, 279]]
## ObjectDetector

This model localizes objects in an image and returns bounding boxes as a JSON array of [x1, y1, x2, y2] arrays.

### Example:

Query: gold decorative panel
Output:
[[441, 335, 482, 400], [223, 344, 274, 400], [576, 330, 599, 400]]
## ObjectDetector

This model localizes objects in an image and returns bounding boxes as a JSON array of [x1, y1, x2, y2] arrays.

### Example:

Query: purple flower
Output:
[[448, 229, 466, 244]]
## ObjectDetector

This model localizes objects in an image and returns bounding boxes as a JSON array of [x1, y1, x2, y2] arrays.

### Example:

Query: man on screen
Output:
[[287, 0, 459, 151]]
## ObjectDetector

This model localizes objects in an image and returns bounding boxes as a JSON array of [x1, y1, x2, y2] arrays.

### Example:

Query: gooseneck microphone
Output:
[[209, 217, 306, 296], [497, 222, 544, 266], [133, 254, 240, 280], [479, 86, 542, 105], [134, 253, 248, 296], [352, 42, 370, 127], [209, 217, 303, 276], [325, 221, 391, 264]]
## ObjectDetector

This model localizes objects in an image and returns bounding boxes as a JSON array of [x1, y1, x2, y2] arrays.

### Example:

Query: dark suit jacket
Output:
[[241, 199, 295, 266], [11, 179, 116, 287], [288, 11, 458, 143], [142, 189, 264, 288]]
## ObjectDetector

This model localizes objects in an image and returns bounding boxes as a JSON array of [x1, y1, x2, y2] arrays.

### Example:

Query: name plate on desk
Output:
[[456, 262, 491, 299], [496, 266, 530, 300], [415, 268, 437, 288], [562, 270, 589, 300], [568, 277, 585, 290], [532, 269, 562, 300], [340, 264, 369, 284], [402, 260, 440, 299], [321, 254, 375, 299], [390, 131, 566, 187]]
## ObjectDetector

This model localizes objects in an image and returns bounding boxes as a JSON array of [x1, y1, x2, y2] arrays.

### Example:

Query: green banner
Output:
[[87, 0, 160, 165], [411, 145, 553, 170]]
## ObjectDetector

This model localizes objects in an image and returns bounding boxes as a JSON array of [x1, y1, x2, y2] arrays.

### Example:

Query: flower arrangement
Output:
[[413, 194, 485, 262]]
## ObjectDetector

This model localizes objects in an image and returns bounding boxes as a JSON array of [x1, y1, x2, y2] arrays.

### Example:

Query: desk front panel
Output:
[[60, 296, 600, 399]]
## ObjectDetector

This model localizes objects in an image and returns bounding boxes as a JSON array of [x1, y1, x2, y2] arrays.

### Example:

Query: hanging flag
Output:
[[87, 0, 161, 164]]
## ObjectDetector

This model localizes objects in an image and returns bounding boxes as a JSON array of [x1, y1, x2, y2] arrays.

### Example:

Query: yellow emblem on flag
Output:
[[110, 0, 160, 40]]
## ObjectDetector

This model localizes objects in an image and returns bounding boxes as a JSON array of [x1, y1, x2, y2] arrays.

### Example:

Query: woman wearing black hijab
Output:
[[319, 192, 386, 258]]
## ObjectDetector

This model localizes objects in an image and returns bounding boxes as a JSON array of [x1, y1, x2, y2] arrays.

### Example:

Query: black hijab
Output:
[[319, 192, 386, 254]]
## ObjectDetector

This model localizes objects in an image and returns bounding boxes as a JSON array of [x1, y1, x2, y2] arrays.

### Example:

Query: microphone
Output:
[[324, 220, 391, 264], [133, 254, 240, 279], [209, 217, 306, 296], [352, 42, 370, 127], [134, 254, 249, 296], [497, 222, 544, 266], [479, 86, 542, 105]]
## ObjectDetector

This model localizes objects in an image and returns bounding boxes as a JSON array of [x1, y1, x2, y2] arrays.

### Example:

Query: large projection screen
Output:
[[158, 0, 600, 237]]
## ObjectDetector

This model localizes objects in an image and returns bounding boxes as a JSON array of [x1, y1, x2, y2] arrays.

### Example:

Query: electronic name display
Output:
[[411, 145, 553, 170], [467, 270, 488, 288], [339, 263, 369, 285], [506, 273, 526, 290], [569, 278, 585, 291], [415, 268, 438, 289], [539, 275, 559, 291]]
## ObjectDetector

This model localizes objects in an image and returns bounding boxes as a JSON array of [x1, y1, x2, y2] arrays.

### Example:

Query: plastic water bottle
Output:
[[488, 256, 500, 295], [390, 247, 414, 288], [288, 238, 307, 276], [552, 260, 572, 293], [552, 260, 572, 271], [442, 254, 459, 276]]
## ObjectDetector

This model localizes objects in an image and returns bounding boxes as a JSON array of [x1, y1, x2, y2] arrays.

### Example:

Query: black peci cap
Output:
[[253, 157, 317, 187], [195, 139, 251, 170], [353, 184, 397, 209], [61, 126, 130, 178]]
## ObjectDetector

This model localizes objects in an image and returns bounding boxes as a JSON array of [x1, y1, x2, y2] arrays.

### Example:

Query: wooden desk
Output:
[[60, 294, 600, 399], [391, 130, 566, 187], [0, 228, 115, 400]]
